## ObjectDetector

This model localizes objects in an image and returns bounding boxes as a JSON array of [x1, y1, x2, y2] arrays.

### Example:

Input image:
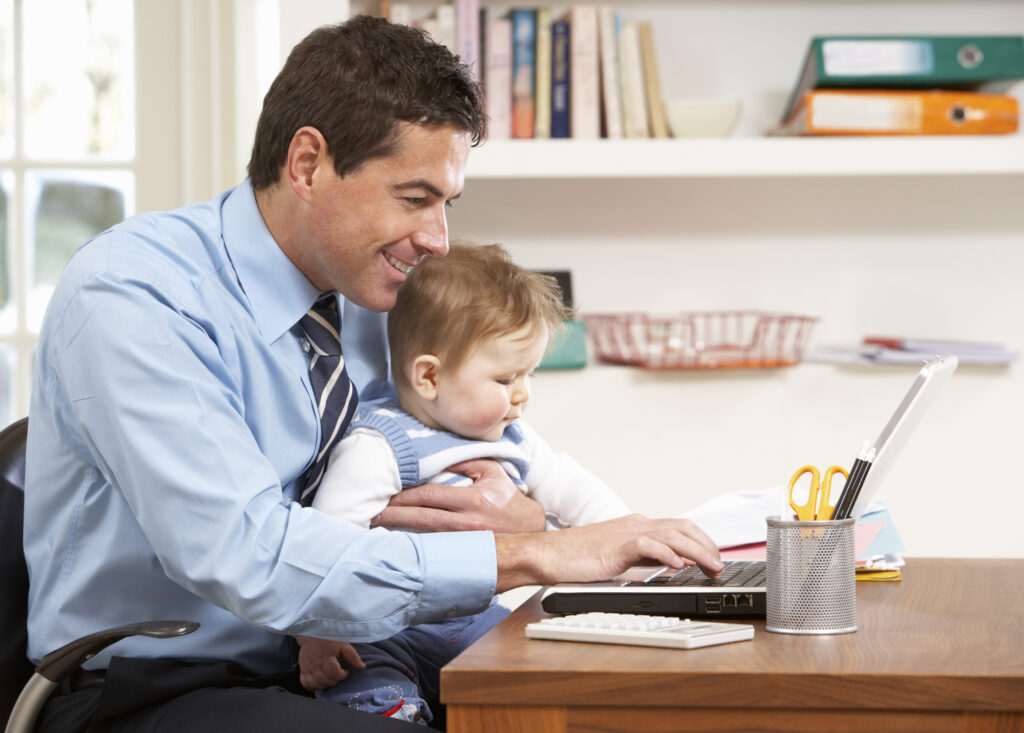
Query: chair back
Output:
[[0, 418, 32, 722]]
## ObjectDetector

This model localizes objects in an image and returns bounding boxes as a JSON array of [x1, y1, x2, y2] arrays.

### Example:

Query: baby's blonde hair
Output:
[[388, 243, 573, 390]]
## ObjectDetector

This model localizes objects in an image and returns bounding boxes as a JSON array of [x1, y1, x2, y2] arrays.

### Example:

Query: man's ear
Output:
[[410, 355, 443, 400], [286, 126, 328, 202]]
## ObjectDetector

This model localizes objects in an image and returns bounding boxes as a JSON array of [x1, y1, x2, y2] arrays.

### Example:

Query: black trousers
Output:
[[35, 657, 423, 732]]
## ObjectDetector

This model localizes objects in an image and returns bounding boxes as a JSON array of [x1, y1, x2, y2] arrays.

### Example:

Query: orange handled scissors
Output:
[[788, 465, 849, 521]]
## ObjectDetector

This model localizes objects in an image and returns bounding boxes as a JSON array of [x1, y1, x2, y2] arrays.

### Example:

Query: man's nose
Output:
[[411, 206, 449, 257]]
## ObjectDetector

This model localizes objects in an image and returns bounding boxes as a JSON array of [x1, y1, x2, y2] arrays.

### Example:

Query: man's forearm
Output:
[[494, 532, 550, 593]]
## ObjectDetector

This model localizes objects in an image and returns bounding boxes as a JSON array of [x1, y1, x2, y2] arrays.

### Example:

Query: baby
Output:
[[300, 243, 630, 724]]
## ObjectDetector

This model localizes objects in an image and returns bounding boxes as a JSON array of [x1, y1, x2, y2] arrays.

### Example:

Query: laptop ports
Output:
[[721, 593, 755, 609]]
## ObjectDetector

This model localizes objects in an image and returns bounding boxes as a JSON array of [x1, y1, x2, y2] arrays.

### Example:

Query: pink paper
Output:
[[719, 520, 886, 561]]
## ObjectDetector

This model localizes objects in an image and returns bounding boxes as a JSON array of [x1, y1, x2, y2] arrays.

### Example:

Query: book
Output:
[[618, 21, 650, 138], [456, 0, 481, 81], [511, 8, 537, 139], [551, 18, 571, 138], [434, 4, 457, 55], [776, 89, 1019, 135], [781, 35, 1024, 123], [864, 336, 1017, 357], [865, 346, 1017, 366], [597, 6, 623, 139], [484, 14, 513, 140], [386, 3, 411, 25], [811, 338, 1019, 366], [638, 22, 669, 138], [534, 7, 553, 138], [568, 5, 600, 139], [417, 16, 440, 44]]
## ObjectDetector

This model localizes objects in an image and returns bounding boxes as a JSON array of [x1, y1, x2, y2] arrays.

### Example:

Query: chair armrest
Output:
[[35, 620, 198, 683], [5, 620, 198, 733]]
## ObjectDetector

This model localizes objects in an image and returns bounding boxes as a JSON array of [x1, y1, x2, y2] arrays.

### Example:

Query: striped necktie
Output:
[[298, 295, 358, 504]]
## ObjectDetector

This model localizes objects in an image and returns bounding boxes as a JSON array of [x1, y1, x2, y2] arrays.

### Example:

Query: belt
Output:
[[58, 667, 107, 695]]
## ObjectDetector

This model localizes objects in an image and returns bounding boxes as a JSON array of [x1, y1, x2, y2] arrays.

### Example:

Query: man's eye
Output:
[[445, 200, 454, 209], [403, 197, 424, 206]]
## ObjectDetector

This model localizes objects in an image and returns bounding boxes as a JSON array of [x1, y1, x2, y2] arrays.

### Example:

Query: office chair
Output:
[[0, 418, 198, 733]]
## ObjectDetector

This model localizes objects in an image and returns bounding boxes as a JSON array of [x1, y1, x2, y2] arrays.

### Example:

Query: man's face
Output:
[[303, 122, 471, 312]]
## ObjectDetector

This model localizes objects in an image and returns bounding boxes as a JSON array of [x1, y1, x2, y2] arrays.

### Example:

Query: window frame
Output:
[[0, 1, 220, 419], [1, 0, 332, 420]]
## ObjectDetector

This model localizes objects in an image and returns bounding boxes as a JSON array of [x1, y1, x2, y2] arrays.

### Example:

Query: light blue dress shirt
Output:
[[23, 181, 497, 674]]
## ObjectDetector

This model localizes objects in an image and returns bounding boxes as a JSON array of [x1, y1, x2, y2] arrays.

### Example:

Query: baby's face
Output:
[[431, 326, 549, 441]]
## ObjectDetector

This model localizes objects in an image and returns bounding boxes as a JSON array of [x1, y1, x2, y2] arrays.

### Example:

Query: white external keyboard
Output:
[[525, 612, 754, 649]]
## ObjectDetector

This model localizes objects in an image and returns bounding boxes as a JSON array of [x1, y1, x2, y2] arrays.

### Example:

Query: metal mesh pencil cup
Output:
[[765, 516, 857, 634]]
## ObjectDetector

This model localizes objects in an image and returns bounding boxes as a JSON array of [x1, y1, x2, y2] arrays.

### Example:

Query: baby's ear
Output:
[[410, 355, 442, 400]]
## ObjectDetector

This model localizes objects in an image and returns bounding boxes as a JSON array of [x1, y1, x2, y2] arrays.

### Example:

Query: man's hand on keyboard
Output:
[[494, 514, 724, 593]]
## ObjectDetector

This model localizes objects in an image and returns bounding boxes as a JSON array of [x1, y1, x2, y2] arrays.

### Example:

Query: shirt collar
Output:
[[221, 179, 323, 343]]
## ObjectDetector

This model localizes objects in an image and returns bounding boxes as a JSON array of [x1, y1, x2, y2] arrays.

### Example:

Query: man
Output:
[[24, 16, 722, 732]]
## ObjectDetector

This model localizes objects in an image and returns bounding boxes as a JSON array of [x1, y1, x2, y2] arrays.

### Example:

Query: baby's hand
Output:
[[296, 635, 366, 691], [374, 459, 546, 533]]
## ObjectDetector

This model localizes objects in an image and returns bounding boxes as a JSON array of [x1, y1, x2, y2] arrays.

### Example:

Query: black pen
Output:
[[831, 440, 872, 522], [841, 447, 875, 519], [834, 441, 875, 520]]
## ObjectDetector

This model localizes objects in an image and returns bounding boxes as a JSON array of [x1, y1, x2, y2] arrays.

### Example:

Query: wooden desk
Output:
[[441, 559, 1024, 732]]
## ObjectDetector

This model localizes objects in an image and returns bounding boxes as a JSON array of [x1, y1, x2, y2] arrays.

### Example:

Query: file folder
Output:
[[781, 35, 1024, 123], [776, 89, 1019, 135]]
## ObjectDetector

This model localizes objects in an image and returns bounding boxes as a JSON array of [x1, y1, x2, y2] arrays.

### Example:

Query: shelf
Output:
[[464, 136, 1024, 179]]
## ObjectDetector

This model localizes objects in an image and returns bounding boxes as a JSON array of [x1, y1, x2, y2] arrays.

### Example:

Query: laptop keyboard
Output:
[[623, 560, 765, 588]]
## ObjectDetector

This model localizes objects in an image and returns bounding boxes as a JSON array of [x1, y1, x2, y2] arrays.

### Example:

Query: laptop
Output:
[[540, 355, 958, 619]]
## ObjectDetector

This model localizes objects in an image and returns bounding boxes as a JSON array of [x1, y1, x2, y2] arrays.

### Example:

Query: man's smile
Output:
[[384, 252, 414, 274]]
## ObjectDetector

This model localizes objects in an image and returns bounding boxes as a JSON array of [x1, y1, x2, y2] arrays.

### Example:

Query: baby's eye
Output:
[[495, 377, 514, 386]]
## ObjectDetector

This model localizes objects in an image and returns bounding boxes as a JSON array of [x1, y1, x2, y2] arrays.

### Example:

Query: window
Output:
[[0, 0, 135, 423], [0, 0, 289, 424]]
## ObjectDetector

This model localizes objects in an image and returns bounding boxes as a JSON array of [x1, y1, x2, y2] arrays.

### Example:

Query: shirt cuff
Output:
[[416, 530, 497, 622]]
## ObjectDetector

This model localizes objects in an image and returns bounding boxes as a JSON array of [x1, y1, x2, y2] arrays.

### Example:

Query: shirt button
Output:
[[302, 340, 311, 353]]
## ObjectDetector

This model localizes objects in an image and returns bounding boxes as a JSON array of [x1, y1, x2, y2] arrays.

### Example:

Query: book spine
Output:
[[417, 17, 440, 45], [387, 3, 412, 25], [618, 21, 650, 138], [787, 89, 1020, 135], [638, 22, 669, 138], [816, 36, 1024, 85], [551, 19, 571, 138], [435, 5, 457, 55], [569, 5, 600, 139], [534, 7, 553, 138], [597, 6, 623, 139], [511, 9, 537, 139], [456, 0, 481, 81], [484, 16, 513, 140]]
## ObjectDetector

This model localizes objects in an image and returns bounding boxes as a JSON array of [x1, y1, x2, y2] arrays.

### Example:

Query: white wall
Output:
[[449, 174, 1024, 559]]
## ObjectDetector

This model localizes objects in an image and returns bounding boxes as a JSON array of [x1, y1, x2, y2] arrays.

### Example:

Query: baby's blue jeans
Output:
[[316, 601, 511, 725]]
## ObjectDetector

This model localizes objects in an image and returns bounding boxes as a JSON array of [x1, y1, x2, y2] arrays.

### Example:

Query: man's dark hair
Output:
[[247, 15, 486, 190]]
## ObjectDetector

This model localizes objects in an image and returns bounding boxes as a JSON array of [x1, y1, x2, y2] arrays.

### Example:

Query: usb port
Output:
[[704, 597, 722, 614]]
